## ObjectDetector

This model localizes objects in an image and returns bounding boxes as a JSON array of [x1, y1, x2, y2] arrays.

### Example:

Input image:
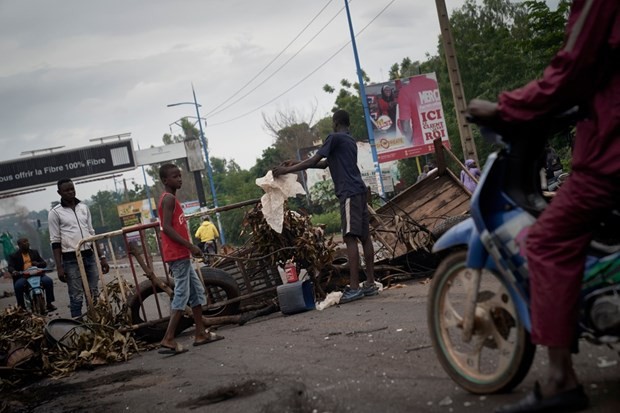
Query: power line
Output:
[[205, 0, 335, 116], [208, 0, 348, 118], [208, 0, 397, 127]]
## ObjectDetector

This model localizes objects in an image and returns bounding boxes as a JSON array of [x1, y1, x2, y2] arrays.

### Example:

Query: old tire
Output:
[[199, 267, 241, 317], [427, 250, 535, 394], [128, 277, 194, 343], [127, 269, 240, 342], [432, 215, 471, 240]]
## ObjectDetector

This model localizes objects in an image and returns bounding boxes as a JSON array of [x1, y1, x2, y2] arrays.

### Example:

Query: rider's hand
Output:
[[190, 244, 203, 258], [467, 99, 499, 121]]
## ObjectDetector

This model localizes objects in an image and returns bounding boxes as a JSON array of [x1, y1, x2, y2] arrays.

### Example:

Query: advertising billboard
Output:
[[298, 143, 398, 197], [117, 198, 156, 227], [366, 73, 450, 162], [0, 140, 135, 195]]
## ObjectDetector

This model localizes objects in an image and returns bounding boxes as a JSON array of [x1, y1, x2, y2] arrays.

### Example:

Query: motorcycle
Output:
[[19, 267, 51, 315], [427, 114, 620, 394]]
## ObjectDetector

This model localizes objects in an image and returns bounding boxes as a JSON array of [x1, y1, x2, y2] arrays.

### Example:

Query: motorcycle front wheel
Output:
[[427, 251, 535, 394], [32, 293, 46, 315]]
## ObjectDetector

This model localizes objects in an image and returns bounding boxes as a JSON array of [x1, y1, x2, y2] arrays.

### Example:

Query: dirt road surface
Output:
[[1, 274, 619, 412]]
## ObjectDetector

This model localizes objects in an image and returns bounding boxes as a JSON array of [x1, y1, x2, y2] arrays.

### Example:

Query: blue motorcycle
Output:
[[19, 267, 50, 315], [427, 116, 620, 394]]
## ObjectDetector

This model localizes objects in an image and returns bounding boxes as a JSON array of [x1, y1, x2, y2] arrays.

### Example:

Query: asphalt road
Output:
[[1, 275, 619, 413]]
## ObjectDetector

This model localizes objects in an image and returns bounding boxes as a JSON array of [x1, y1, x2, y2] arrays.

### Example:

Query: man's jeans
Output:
[[14, 275, 55, 308], [64, 254, 99, 317]]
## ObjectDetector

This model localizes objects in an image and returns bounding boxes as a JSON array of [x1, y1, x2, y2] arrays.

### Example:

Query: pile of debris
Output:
[[0, 280, 146, 386], [241, 203, 340, 295]]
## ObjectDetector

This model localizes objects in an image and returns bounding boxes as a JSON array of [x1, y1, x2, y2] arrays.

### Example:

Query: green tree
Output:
[[89, 190, 123, 232], [323, 76, 369, 141]]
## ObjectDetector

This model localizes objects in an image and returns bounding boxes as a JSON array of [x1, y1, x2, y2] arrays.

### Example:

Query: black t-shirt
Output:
[[317, 132, 366, 200]]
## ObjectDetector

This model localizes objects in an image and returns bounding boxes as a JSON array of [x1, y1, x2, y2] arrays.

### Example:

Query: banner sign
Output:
[[117, 198, 156, 227], [0, 140, 135, 194], [119, 212, 142, 227], [298, 143, 399, 196], [365, 73, 450, 162], [181, 200, 200, 214]]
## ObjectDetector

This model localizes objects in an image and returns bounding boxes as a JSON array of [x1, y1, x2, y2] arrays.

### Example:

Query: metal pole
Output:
[[191, 85, 226, 245], [138, 142, 155, 219], [435, 0, 479, 164], [344, 0, 385, 199]]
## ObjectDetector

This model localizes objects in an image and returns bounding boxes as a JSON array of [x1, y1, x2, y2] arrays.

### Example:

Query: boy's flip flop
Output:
[[158, 343, 188, 355], [193, 332, 225, 346]]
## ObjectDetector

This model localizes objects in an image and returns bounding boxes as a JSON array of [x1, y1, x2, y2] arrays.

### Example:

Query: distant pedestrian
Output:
[[460, 159, 481, 193], [195, 216, 219, 255], [272, 109, 379, 304], [157, 163, 224, 355], [416, 165, 430, 183], [48, 178, 109, 318]]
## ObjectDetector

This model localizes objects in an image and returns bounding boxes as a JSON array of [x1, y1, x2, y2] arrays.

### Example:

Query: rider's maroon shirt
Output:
[[498, 0, 620, 177], [496, 0, 620, 348]]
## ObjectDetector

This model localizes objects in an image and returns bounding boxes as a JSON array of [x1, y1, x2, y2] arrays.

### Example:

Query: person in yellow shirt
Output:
[[194, 216, 219, 256]]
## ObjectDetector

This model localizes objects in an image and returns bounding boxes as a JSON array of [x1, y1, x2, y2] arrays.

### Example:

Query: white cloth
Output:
[[255, 171, 305, 233]]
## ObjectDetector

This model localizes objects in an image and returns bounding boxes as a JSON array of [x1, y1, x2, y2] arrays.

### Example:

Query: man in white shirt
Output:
[[48, 178, 109, 317]]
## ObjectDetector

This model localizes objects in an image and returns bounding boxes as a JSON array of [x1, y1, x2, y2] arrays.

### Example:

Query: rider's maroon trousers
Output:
[[525, 173, 619, 347], [497, 0, 620, 347]]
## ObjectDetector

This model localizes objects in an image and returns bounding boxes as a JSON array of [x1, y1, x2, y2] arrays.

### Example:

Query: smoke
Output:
[[0, 198, 44, 254]]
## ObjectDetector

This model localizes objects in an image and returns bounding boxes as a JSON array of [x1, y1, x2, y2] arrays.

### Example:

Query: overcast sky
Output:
[[0, 0, 469, 214]]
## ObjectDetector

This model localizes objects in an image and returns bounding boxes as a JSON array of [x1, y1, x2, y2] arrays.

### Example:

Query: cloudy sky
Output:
[[0, 0, 467, 214]]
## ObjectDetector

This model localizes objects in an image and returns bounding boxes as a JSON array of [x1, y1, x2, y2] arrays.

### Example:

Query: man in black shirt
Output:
[[273, 110, 379, 303]]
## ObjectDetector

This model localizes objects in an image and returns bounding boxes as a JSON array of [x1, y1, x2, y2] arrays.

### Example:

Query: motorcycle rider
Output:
[[7, 238, 57, 312], [469, 1, 619, 412]]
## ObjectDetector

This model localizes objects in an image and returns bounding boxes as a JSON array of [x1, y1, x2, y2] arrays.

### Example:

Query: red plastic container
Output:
[[284, 261, 298, 283]]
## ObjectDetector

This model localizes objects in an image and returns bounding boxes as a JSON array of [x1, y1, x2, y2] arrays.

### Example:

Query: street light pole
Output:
[[167, 86, 226, 244], [344, 0, 385, 199]]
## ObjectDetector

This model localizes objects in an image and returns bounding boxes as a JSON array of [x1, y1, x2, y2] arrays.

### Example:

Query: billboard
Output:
[[366, 73, 450, 162], [298, 143, 399, 196], [117, 198, 156, 227], [0, 140, 135, 194]]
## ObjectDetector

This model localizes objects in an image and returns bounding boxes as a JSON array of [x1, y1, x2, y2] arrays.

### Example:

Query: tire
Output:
[[199, 267, 241, 317], [432, 214, 471, 240], [127, 277, 194, 343], [427, 250, 536, 394], [33, 293, 46, 316], [127, 269, 240, 343]]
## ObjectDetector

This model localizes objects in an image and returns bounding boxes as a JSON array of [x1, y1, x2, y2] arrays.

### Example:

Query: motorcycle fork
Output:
[[461, 268, 481, 343]]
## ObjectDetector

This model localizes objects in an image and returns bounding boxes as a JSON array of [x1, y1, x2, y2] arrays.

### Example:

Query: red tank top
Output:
[[157, 192, 190, 262]]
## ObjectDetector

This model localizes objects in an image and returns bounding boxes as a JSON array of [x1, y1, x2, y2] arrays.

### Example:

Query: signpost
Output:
[[0, 140, 135, 195]]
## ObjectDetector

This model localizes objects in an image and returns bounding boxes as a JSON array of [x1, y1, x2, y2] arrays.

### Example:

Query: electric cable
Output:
[[205, 0, 335, 116], [209, 0, 397, 127], [207, 0, 349, 118]]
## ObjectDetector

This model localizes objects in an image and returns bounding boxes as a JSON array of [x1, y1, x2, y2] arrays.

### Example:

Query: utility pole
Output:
[[344, 0, 385, 199], [435, 0, 478, 164]]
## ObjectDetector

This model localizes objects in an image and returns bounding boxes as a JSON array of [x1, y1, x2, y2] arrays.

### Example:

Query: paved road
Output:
[[2, 276, 619, 412]]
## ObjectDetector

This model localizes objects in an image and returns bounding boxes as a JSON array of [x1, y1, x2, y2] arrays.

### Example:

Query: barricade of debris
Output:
[[0, 279, 147, 386]]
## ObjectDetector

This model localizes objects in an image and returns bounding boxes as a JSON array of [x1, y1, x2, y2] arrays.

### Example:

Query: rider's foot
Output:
[[46, 303, 57, 311]]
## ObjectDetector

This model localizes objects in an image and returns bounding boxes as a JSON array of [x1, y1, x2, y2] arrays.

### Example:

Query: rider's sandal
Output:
[[494, 381, 589, 413]]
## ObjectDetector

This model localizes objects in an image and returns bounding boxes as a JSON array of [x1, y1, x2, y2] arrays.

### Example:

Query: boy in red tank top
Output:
[[157, 163, 224, 354]]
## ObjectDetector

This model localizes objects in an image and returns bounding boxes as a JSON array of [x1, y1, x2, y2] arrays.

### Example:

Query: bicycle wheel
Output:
[[427, 250, 535, 394]]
